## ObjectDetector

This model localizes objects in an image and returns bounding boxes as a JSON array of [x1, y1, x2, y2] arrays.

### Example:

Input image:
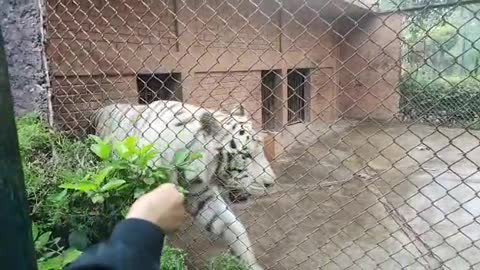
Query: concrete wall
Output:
[[1, 0, 49, 117], [338, 13, 403, 120], [46, 0, 343, 133]]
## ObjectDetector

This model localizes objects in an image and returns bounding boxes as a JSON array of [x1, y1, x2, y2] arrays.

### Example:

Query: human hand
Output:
[[126, 183, 187, 232]]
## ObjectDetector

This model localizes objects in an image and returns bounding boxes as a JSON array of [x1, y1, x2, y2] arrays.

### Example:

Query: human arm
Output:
[[66, 183, 187, 270], [65, 218, 165, 270]]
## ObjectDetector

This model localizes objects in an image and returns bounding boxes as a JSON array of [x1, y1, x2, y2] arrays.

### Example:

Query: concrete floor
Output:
[[171, 119, 480, 270]]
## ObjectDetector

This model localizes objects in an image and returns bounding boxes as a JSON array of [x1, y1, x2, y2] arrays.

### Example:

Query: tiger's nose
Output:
[[264, 183, 273, 188]]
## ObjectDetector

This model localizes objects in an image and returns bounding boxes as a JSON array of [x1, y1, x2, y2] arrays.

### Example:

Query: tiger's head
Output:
[[201, 105, 276, 202]]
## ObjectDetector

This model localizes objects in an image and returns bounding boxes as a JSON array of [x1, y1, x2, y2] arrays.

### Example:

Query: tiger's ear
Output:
[[200, 112, 221, 135], [230, 104, 249, 121], [232, 104, 246, 116]]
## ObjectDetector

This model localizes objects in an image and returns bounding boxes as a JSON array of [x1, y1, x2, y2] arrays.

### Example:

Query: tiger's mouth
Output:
[[228, 189, 251, 203]]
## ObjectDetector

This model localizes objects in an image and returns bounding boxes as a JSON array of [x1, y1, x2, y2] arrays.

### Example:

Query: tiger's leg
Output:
[[191, 191, 263, 270]]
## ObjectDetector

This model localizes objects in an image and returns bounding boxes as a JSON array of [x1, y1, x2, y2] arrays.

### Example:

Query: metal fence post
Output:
[[0, 26, 37, 270]]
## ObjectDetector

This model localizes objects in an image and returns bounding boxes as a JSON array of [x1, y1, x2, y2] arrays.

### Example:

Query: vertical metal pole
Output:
[[0, 27, 37, 270]]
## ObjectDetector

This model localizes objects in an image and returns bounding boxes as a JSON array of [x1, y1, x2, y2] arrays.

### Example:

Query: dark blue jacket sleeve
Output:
[[66, 218, 165, 270]]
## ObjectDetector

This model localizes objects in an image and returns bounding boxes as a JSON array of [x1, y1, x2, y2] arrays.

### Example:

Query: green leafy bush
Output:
[[399, 74, 480, 128], [56, 135, 200, 242], [18, 114, 96, 237], [60, 136, 173, 207], [32, 222, 82, 270]]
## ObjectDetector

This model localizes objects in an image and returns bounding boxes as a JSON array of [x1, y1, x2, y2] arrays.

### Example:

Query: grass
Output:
[[161, 248, 248, 270], [161, 246, 188, 270], [207, 255, 248, 270], [16, 112, 51, 160]]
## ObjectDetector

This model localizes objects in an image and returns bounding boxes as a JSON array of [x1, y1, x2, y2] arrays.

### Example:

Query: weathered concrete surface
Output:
[[171, 120, 480, 269], [0, 0, 49, 116]]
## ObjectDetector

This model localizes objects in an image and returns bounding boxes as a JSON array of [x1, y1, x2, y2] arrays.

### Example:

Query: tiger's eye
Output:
[[239, 130, 245, 135]]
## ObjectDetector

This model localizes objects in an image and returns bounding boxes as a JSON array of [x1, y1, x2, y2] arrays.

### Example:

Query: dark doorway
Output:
[[136, 73, 182, 104], [261, 70, 282, 131], [287, 69, 310, 124]]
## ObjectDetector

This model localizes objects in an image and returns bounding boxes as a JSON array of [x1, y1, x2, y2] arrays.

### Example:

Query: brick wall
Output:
[[46, 0, 402, 134], [183, 0, 280, 51], [47, 0, 176, 75], [188, 71, 262, 128], [47, 0, 344, 134], [51, 75, 137, 132]]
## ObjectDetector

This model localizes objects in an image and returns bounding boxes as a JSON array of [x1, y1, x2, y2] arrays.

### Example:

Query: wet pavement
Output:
[[171, 119, 480, 269]]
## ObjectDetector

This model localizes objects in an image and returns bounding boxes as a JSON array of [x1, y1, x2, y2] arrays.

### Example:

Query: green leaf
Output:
[[88, 134, 102, 144], [115, 143, 129, 159], [190, 152, 203, 161], [134, 188, 146, 199], [173, 149, 190, 166], [136, 145, 159, 168], [52, 237, 61, 245], [90, 139, 112, 160], [139, 143, 155, 155], [152, 170, 169, 182], [60, 181, 97, 192], [91, 194, 104, 204], [52, 189, 68, 202], [38, 248, 83, 270], [35, 231, 52, 250], [100, 179, 126, 192], [38, 256, 63, 270], [62, 249, 83, 266], [109, 160, 129, 170], [114, 136, 139, 160], [114, 138, 137, 160], [142, 177, 155, 185], [123, 136, 138, 152], [32, 223, 39, 240], [43, 251, 57, 259], [93, 166, 115, 186]]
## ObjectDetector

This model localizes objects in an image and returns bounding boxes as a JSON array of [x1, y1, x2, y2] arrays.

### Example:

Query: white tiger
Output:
[[91, 100, 276, 270]]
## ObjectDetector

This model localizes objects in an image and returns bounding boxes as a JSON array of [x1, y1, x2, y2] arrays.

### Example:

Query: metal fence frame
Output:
[[39, 0, 480, 269]]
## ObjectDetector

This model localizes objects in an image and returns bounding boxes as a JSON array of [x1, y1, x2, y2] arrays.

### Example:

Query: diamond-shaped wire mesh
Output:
[[45, 0, 480, 269]]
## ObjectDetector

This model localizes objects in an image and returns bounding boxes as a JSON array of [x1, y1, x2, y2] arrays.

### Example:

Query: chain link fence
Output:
[[45, 0, 480, 269]]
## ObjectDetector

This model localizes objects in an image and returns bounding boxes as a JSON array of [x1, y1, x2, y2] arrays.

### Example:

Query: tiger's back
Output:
[[93, 100, 224, 163]]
